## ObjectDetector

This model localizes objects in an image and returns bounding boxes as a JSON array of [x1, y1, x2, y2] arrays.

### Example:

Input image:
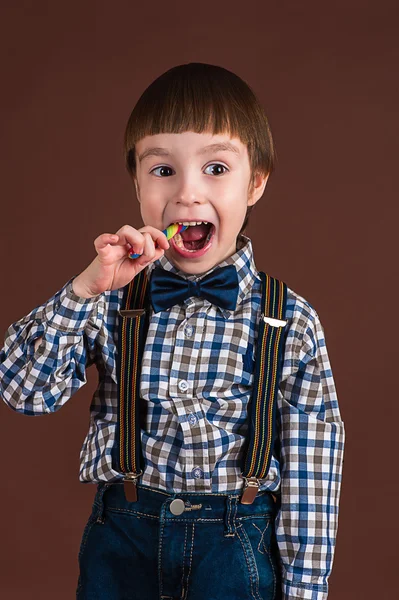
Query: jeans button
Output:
[[169, 499, 185, 515]]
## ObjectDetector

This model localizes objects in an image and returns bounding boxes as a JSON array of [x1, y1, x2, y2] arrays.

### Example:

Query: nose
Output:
[[173, 173, 206, 206]]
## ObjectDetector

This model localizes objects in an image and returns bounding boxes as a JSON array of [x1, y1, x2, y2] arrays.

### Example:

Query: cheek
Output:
[[221, 200, 247, 226], [141, 194, 163, 214]]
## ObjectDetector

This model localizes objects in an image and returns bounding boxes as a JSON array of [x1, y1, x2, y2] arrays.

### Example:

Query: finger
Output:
[[95, 233, 120, 251], [114, 227, 146, 255], [134, 232, 157, 266], [117, 224, 170, 251], [138, 227, 169, 250]]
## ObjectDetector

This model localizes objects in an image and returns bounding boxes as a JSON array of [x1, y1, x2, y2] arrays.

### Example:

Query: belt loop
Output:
[[93, 483, 108, 524], [223, 494, 239, 538]]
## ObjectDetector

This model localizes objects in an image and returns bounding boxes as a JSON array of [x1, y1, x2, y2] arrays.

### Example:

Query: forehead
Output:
[[135, 131, 247, 163]]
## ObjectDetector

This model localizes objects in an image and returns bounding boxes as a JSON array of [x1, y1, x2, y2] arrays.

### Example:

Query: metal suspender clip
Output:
[[241, 476, 260, 504], [123, 471, 143, 502]]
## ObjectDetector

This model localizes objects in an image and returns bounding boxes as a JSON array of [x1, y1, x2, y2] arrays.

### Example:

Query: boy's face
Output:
[[134, 131, 268, 275]]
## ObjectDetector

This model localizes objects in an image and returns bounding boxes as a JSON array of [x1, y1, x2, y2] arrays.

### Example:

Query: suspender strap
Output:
[[240, 272, 288, 504], [112, 269, 151, 502], [114, 269, 288, 505]]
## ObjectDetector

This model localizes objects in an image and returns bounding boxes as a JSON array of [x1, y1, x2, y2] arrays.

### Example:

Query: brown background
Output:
[[0, 1, 397, 598]]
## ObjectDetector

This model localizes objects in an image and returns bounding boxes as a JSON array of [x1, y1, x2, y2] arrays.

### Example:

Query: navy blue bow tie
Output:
[[149, 264, 239, 313]]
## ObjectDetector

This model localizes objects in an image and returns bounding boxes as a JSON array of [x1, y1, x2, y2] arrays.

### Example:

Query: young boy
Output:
[[0, 63, 345, 600]]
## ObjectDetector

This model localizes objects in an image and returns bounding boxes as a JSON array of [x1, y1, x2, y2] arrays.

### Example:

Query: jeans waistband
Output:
[[95, 481, 278, 523]]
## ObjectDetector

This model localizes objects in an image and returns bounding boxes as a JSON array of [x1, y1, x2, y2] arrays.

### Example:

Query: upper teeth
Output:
[[174, 221, 209, 226]]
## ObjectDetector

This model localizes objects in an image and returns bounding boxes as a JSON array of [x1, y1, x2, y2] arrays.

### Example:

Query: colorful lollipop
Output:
[[128, 224, 189, 259]]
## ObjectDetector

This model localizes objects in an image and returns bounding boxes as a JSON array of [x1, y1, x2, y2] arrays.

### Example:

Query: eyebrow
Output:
[[137, 141, 240, 163]]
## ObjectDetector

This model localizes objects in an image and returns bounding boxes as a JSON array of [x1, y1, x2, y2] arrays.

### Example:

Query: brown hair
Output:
[[123, 62, 276, 236]]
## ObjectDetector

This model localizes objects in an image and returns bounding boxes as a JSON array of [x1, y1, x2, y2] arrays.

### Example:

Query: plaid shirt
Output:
[[0, 233, 344, 599]]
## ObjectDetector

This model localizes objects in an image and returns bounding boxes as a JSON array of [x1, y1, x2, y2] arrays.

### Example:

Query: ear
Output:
[[248, 172, 269, 207], [133, 178, 140, 203]]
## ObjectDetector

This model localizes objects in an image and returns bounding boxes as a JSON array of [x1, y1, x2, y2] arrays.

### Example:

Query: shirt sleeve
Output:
[[0, 275, 104, 415], [275, 308, 345, 600]]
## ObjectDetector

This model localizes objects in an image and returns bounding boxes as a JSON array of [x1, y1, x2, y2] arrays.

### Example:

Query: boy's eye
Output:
[[149, 163, 228, 177], [204, 163, 228, 176]]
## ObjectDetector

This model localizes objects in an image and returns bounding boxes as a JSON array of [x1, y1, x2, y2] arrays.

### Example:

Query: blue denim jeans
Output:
[[76, 481, 282, 600]]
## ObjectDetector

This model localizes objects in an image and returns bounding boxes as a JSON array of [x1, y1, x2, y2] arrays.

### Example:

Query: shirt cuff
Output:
[[283, 578, 328, 600], [43, 275, 103, 333]]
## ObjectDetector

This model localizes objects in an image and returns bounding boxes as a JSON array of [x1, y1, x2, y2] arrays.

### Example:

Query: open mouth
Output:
[[170, 222, 215, 253]]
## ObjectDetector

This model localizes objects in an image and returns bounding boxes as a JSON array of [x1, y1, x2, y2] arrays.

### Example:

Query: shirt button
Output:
[[184, 325, 194, 337], [188, 413, 198, 426], [178, 379, 189, 392], [192, 467, 204, 479]]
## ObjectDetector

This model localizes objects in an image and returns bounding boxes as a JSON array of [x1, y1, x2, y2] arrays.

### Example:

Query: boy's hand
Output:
[[72, 225, 170, 298]]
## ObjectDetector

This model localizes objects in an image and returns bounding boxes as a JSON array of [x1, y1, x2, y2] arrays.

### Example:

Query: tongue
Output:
[[180, 223, 210, 241]]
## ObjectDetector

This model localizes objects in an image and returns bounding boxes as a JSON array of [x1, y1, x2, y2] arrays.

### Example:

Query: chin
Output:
[[165, 249, 219, 276]]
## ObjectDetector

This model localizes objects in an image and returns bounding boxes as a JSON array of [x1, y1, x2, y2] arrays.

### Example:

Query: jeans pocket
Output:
[[237, 515, 278, 600], [76, 510, 99, 598], [78, 510, 98, 562]]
